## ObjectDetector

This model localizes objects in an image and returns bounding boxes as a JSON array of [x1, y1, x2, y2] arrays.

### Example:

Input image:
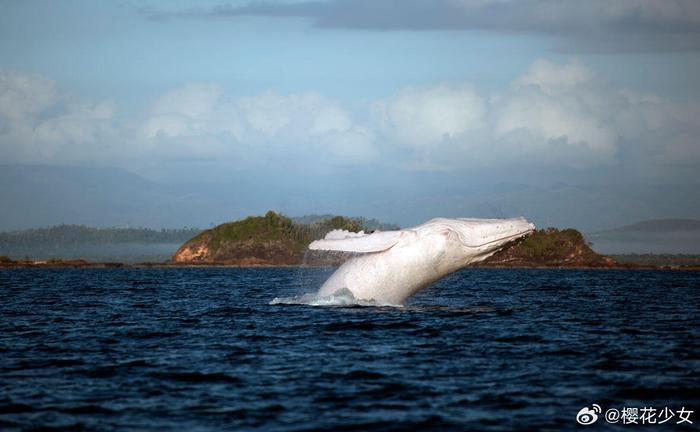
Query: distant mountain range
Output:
[[587, 219, 700, 254], [2, 164, 699, 236], [0, 165, 247, 230]]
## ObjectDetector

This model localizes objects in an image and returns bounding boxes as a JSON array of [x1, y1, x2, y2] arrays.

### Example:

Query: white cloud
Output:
[[0, 70, 57, 119], [512, 58, 596, 95], [142, 86, 376, 164], [0, 69, 378, 167], [145, 83, 228, 139], [369, 58, 699, 168], [234, 90, 378, 164], [0, 69, 122, 163], [492, 59, 700, 166], [238, 91, 347, 136], [365, 60, 621, 166], [318, 125, 377, 164], [491, 59, 618, 163], [2, 61, 698, 172], [373, 83, 485, 149], [152, 83, 222, 119], [143, 83, 243, 160]]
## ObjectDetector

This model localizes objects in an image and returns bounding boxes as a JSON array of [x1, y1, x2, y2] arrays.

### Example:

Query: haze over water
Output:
[[1, 268, 698, 430]]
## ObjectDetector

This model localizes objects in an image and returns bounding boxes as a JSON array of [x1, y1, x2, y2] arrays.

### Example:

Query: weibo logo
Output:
[[576, 404, 602, 425]]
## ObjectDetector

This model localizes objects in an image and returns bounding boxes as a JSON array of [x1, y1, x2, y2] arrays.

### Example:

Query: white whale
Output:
[[309, 217, 535, 304]]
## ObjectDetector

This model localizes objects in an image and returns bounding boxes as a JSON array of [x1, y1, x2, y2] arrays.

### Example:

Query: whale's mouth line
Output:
[[464, 228, 535, 248]]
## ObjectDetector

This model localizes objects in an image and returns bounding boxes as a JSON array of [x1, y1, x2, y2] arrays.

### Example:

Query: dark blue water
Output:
[[1, 268, 698, 431]]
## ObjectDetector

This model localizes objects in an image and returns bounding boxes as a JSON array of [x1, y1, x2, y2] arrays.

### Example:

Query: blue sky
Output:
[[1, 0, 699, 228]]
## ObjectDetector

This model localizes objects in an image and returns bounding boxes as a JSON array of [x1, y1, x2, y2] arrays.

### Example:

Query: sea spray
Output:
[[269, 288, 403, 307], [283, 248, 381, 306]]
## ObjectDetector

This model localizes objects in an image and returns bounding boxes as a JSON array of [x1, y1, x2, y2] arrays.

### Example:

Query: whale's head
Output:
[[310, 216, 535, 265], [423, 217, 535, 263]]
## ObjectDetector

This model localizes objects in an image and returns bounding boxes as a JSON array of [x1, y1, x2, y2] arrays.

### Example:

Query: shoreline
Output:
[[1, 260, 698, 271]]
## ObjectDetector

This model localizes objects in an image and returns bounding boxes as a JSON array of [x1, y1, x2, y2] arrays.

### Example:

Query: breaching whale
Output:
[[309, 217, 535, 304]]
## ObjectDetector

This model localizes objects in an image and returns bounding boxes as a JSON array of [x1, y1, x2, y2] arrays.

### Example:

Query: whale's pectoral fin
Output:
[[308, 230, 404, 253]]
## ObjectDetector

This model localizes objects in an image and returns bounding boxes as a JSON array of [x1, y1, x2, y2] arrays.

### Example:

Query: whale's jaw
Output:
[[460, 218, 535, 262]]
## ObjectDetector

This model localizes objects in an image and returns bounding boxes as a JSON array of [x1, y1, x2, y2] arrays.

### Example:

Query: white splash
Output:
[[269, 288, 402, 307]]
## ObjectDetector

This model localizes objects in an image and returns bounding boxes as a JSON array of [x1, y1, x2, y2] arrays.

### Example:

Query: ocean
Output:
[[1, 268, 698, 431]]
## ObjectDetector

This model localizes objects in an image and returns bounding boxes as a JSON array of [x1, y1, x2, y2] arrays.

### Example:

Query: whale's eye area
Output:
[[441, 230, 450, 237]]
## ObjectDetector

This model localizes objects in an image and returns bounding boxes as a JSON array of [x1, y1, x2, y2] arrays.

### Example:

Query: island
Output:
[[171, 211, 619, 268], [478, 228, 618, 268], [171, 211, 365, 266]]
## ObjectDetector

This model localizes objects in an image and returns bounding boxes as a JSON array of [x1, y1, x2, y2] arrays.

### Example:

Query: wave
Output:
[[269, 288, 402, 307]]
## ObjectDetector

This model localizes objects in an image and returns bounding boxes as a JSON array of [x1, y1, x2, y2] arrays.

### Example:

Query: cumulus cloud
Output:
[[490, 59, 619, 164], [143, 85, 377, 164], [367, 59, 699, 168], [150, 0, 700, 52], [2, 60, 698, 172], [146, 83, 226, 139], [0, 69, 377, 167], [498, 59, 700, 167], [143, 83, 238, 159], [0, 70, 123, 163], [235, 91, 378, 163], [512, 59, 596, 94], [372, 83, 485, 149]]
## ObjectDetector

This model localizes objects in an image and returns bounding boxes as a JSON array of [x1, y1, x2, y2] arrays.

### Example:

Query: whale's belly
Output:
[[317, 237, 464, 304]]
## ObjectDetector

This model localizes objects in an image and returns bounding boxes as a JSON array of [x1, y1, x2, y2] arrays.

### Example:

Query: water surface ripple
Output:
[[0, 268, 698, 430]]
